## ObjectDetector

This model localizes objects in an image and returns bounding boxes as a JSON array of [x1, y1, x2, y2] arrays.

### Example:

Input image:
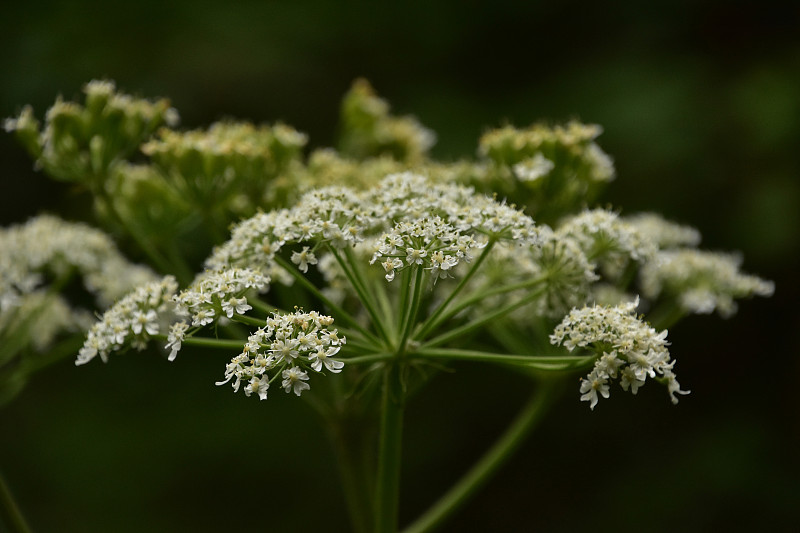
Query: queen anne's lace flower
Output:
[[640, 249, 774, 317], [173, 268, 269, 327], [0, 215, 157, 311], [76, 276, 179, 365], [557, 209, 656, 280], [205, 173, 538, 289], [550, 297, 688, 408], [216, 310, 345, 400], [625, 213, 701, 250], [513, 153, 554, 182]]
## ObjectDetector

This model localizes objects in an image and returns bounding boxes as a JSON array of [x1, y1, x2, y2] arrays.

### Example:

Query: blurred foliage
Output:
[[1, 1, 798, 532]]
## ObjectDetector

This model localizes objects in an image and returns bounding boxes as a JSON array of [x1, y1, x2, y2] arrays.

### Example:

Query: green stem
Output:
[[397, 266, 424, 351], [401, 384, 558, 533], [273, 254, 382, 346], [374, 364, 406, 533], [416, 274, 547, 341], [230, 314, 266, 328], [421, 286, 547, 348], [415, 239, 495, 340], [0, 470, 32, 533], [648, 300, 686, 331], [414, 348, 595, 371], [95, 191, 192, 283], [344, 352, 394, 365], [330, 246, 393, 345], [153, 335, 245, 350], [246, 295, 281, 315]]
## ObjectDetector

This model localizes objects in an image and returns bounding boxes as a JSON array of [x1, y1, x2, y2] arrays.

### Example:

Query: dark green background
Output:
[[1, 1, 798, 531]]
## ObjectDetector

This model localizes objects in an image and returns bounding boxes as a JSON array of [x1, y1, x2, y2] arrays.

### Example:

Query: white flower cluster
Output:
[[0, 215, 157, 312], [205, 173, 538, 285], [479, 121, 615, 183], [0, 292, 92, 353], [640, 249, 775, 317], [512, 153, 555, 182], [370, 217, 484, 282], [76, 276, 179, 365], [625, 213, 702, 249], [216, 310, 346, 400], [173, 268, 269, 327], [557, 209, 656, 278], [550, 298, 688, 409]]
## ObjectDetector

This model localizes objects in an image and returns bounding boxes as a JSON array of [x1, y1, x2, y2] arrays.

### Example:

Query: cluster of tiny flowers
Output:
[[76, 276, 179, 365], [365, 173, 538, 243], [205, 173, 538, 288], [625, 213, 702, 250], [640, 249, 774, 317], [557, 209, 656, 278], [173, 268, 270, 327], [0, 292, 92, 353], [550, 298, 689, 409], [369, 217, 484, 282], [478, 121, 615, 183], [513, 153, 555, 182], [0, 215, 157, 312], [216, 310, 345, 400]]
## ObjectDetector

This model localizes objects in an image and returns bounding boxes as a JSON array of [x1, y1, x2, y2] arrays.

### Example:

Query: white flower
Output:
[[291, 246, 318, 273], [382, 257, 403, 282], [309, 347, 345, 373], [282, 367, 310, 396], [192, 308, 215, 327], [580, 372, 610, 410], [221, 296, 251, 318], [164, 321, 189, 361], [512, 153, 554, 182], [131, 310, 159, 335], [245, 376, 270, 400], [662, 369, 690, 405]]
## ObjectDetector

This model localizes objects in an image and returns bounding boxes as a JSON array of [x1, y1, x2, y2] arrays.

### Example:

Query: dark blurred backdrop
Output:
[[1, 1, 798, 532]]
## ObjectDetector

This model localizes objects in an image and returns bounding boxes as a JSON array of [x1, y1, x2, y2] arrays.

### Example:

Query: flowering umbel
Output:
[[216, 310, 345, 399], [550, 297, 689, 408]]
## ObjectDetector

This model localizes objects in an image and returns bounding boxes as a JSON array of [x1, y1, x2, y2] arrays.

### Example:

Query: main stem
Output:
[[374, 363, 405, 533]]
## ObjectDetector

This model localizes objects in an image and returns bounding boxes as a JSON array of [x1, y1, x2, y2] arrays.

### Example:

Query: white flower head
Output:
[[513, 153, 554, 182], [76, 276, 179, 365], [216, 309, 345, 400], [282, 367, 310, 396], [551, 297, 684, 408], [639, 249, 774, 318]]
